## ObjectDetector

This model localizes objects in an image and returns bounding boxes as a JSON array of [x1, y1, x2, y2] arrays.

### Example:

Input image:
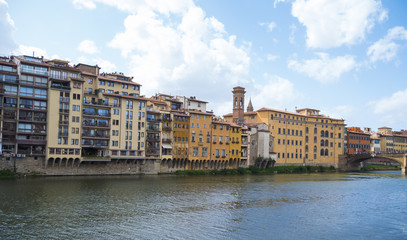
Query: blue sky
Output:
[[1, 0, 407, 131]]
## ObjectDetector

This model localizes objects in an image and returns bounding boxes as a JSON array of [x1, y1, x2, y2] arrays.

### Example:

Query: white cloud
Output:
[[107, 3, 250, 108], [322, 105, 354, 120], [267, 54, 279, 61], [77, 40, 99, 54], [370, 89, 407, 125], [274, 0, 287, 8], [72, 0, 193, 15], [291, 0, 387, 49], [289, 24, 296, 44], [367, 26, 407, 63], [78, 56, 117, 72], [12, 45, 61, 59], [288, 52, 357, 83], [73, 0, 96, 9], [0, 0, 17, 54], [252, 74, 298, 110], [260, 21, 277, 32]]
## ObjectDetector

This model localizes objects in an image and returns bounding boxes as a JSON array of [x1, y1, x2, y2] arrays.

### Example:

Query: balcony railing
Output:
[[162, 138, 172, 143], [147, 136, 160, 141], [82, 133, 110, 138], [162, 126, 172, 131], [51, 84, 71, 90], [147, 127, 160, 131], [83, 101, 114, 108], [59, 120, 69, 125], [50, 74, 68, 81], [58, 131, 68, 137], [59, 109, 69, 114], [82, 121, 110, 128], [60, 97, 70, 103], [21, 68, 48, 76], [82, 111, 111, 118]]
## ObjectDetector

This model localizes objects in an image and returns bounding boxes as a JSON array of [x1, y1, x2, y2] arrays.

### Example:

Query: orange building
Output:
[[346, 127, 371, 154]]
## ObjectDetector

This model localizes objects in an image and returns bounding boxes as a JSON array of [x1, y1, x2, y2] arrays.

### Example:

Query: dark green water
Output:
[[1, 172, 406, 239]]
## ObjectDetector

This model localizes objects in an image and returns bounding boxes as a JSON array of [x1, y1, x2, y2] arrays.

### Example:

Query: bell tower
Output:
[[232, 86, 245, 125]]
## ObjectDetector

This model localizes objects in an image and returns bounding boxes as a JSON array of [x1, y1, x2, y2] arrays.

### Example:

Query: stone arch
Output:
[[47, 158, 54, 167]]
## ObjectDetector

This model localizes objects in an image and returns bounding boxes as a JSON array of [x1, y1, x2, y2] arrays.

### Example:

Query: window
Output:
[[34, 89, 47, 98], [193, 147, 198, 157], [88, 78, 93, 84], [20, 87, 34, 96]]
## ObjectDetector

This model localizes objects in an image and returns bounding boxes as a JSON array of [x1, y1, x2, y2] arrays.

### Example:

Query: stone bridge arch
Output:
[[339, 153, 407, 174]]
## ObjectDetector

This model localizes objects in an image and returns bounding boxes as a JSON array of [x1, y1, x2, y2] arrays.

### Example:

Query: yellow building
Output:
[[187, 110, 212, 169], [378, 127, 407, 153], [172, 110, 189, 166], [228, 122, 241, 168], [225, 87, 346, 167], [211, 120, 230, 168]]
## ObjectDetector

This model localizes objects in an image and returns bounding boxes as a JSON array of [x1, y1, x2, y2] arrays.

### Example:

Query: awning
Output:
[[162, 144, 172, 149]]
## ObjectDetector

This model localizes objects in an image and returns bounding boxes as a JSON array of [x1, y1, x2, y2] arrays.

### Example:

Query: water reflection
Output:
[[0, 172, 406, 239]]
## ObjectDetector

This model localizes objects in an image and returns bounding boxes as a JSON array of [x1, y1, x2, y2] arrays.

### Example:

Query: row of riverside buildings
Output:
[[0, 55, 405, 174]]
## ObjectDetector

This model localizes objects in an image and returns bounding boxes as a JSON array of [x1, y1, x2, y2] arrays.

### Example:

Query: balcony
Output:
[[162, 138, 172, 143], [147, 136, 160, 141], [3, 103, 17, 108], [83, 100, 113, 108], [60, 97, 70, 103], [82, 111, 111, 118], [82, 121, 110, 128], [16, 138, 47, 145], [17, 129, 46, 135], [198, 142, 203, 146], [81, 156, 111, 162], [162, 116, 171, 121], [21, 68, 48, 76], [82, 132, 110, 139], [147, 126, 160, 132], [59, 120, 69, 125], [50, 74, 68, 81], [162, 126, 172, 131], [219, 141, 223, 145], [51, 84, 71, 91], [59, 109, 69, 114], [82, 139, 109, 147], [58, 131, 68, 137]]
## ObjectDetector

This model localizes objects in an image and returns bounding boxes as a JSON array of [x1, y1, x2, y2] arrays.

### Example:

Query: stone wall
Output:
[[0, 156, 175, 175]]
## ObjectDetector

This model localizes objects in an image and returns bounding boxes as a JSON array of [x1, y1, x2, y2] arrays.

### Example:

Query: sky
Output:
[[1, 0, 407, 131]]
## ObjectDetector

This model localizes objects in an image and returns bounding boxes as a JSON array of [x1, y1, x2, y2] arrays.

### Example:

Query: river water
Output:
[[1, 172, 406, 239]]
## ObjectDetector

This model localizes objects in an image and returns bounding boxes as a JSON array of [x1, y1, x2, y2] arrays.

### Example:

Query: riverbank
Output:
[[0, 169, 17, 179], [175, 165, 336, 176], [361, 165, 401, 171]]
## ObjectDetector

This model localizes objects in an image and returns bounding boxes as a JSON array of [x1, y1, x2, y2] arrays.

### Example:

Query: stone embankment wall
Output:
[[0, 156, 183, 175]]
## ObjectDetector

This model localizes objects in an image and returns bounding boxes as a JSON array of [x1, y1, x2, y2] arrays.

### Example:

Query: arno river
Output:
[[1, 172, 406, 239]]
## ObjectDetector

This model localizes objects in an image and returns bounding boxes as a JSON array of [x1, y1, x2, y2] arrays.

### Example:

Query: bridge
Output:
[[338, 153, 407, 174]]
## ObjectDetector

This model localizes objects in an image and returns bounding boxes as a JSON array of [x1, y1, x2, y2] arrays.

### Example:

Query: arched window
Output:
[[320, 149, 324, 156], [234, 97, 237, 107], [306, 127, 309, 134], [314, 146, 317, 153], [325, 149, 329, 156], [305, 145, 309, 152], [325, 131, 329, 138], [239, 98, 243, 107], [325, 140, 329, 146], [320, 140, 324, 147], [321, 130, 324, 137], [314, 136, 317, 143]]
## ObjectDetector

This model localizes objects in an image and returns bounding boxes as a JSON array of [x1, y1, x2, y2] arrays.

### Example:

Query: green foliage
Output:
[[0, 169, 16, 178], [361, 165, 401, 171], [175, 165, 337, 176]]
